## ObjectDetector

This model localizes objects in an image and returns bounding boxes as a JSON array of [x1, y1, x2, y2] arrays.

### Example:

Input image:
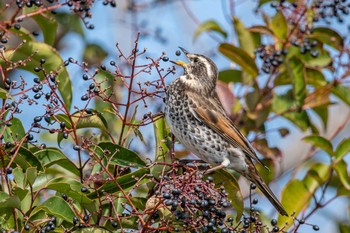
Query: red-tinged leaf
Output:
[[270, 11, 288, 40], [278, 180, 312, 228], [248, 25, 274, 36], [335, 138, 350, 162], [332, 84, 350, 106], [309, 27, 344, 51], [303, 135, 333, 155], [219, 43, 258, 77], [233, 17, 255, 56], [334, 160, 350, 190], [194, 20, 227, 41]]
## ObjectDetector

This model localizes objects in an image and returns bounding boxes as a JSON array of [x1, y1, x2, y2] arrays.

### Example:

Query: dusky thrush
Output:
[[164, 47, 288, 216]]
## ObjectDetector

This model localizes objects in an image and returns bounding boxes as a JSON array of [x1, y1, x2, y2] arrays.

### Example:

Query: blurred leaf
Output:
[[30, 196, 75, 223], [284, 111, 310, 131], [13, 167, 25, 189], [34, 148, 80, 176], [286, 57, 305, 108], [334, 160, 350, 190], [95, 142, 147, 167], [304, 163, 330, 191], [75, 111, 108, 131], [255, 159, 275, 184], [339, 223, 350, 233], [304, 68, 327, 87], [9, 26, 35, 42], [303, 87, 331, 110], [303, 135, 333, 155], [309, 27, 344, 51], [270, 11, 288, 40], [87, 168, 150, 199], [2, 41, 72, 110], [33, 13, 57, 45], [74, 227, 111, 233], [213, 170, 243, 222], [0, 192, 21, 209], [54, 13, 84, 36], [218, 69, 242, 83], [312, 105, 328, 129], [289, 46, 331, 68], [272, 93, 294, 114], [245, 90, 259, 112], [83, 43, 108, 66], [332, 84, 350, 106], [233, 17, 255, 56], [335, 138, 350, 162], [194, 20, 227, 41], [219, 43, 258, 77], [248, 25, 274, 36], [278, 180, 311, 228]]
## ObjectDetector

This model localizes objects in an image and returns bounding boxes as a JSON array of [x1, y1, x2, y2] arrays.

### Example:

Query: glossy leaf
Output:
[[335, 138, 350, 162], [9, 26, 35, 42], [87, 168, 150, 199], [304, 163, 330, 191], [278, 180, 311, 228], [286, 57, 305, 108], [334, 160, 350, 190], [304, 68, 327, 87], [233, 17, 255, 56], [332, 84, 350, 106], [26, 167, 37, 186], [303, 135, 333, 155], [213, 170, 243, 221], [0, 192, 21, 209], [34, 148, 80, 176], [14, 147, 43, 171], [95, 142, 147, 167], [270, 11, 288, 40], [194, 20, 227, 40], [1, 117, 26, 145], [3, 41, 72, 110], [309, 27, 344, 51], [218, 69, 242, 83], [30, 196, 75, 223], [248, 25, 274, 36], [219, 43, 258, 77], [32, 13, 58, 45]]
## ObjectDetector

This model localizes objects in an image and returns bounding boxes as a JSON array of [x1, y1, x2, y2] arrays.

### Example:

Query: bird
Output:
[[164, 47, 288, 216]]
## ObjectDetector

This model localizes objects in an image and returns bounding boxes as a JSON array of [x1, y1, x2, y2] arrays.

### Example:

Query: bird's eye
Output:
[[193, 57, 199, 63]]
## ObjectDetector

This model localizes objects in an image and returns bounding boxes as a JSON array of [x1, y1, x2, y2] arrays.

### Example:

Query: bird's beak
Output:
[[170, 47, 189, 67]]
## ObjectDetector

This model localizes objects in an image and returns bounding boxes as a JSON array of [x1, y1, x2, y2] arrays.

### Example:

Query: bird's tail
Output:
[[249, 171, 288, 216]]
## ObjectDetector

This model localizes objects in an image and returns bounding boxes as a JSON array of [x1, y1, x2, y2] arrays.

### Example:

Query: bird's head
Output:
[[171, 47, 218, 93]]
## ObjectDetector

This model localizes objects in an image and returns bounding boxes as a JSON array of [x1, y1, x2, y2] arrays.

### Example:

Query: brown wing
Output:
[[187, 91, 265, 167]]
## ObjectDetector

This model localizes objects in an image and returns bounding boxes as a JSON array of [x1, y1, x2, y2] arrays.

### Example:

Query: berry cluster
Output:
[[314, 0, 350, 23], [254, 46, 287, 74], [291, 37, 319, 57]]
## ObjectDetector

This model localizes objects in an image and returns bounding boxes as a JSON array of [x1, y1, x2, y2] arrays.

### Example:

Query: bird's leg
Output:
[[204, 157, 230, 174]]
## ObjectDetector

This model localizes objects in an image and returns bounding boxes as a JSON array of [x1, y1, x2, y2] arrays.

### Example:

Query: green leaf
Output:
[[8, 26, 35, 42], [43, 177, 93, 204], [1, 117, 26, 145], [34, 148, 80, 176], [83, 43, 108, 66], [32, 13, 57, 45], [218, 69, 242, 83], [278, 180, 311, 228], [303, 163, 331, 191], [26, 167, 37, 186], [309, 27, 344, 51], [334, 160, 350, 190], [74, 227, 111, 233], [312, 105, 328, 129], [332, 84, 350, 106], [289, 46, 331, 68], [3, 41, 72, 110], [286, 57, 305, 107], [233, 17, 255, 56], [335, 138, 350, 162], [0, 87, 10, 99], [302, 135, 333, 155], [13, 167, 26, 189], [284, 111, 310, 132], [248, 25, 274, 36], [212, 170, 243, 222], [304, 68, 327, 87], [270, 11, 288, 40], [0, 192, 21, 209], [87, 168, 150, 199], [94, 142, 147, 167], [219, 43, 258, 77], [194, 20, 227, 41], [30, 196, 75, 223], [339, 223, 350, 233], [14, 147, 43, 171], [272, 93, 294, 114], [54, 13, 84, 36]]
